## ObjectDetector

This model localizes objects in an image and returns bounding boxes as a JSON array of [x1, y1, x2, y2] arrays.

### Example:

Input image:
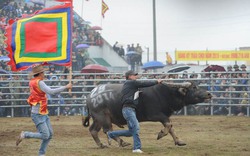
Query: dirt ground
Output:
[[0, 115, 250, 156]]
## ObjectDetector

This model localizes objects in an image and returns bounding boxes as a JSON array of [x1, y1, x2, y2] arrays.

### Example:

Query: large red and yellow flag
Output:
[[5, 2, 73, 71], [102, 0, 109, 18]]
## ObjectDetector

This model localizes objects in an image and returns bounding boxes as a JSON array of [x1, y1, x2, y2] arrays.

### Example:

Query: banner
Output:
[[5, 3, 72, 71], [175, 50, 250, 61]]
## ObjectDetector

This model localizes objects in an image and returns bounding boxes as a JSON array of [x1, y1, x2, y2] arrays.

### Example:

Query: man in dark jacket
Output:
[[107, 70, 162, 153]]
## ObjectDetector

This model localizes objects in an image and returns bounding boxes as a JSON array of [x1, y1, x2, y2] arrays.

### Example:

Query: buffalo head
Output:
[[162, 81, 212, 105]]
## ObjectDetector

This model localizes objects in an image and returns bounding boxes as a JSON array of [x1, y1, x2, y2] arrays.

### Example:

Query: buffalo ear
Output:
[[178, 88, 187, 96]]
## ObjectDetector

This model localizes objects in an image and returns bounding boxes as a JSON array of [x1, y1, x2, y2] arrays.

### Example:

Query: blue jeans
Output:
[[24, 113, 53, 155], [109, 107, 141, 150]]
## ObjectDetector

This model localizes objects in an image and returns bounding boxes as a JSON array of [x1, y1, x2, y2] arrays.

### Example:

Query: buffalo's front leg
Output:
[[169, 124, 186, 146], [157, 118, 186, 146], [157, 122, 171, 140]]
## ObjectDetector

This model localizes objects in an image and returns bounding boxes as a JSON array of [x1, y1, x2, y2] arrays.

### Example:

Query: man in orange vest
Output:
[[16, 64, 72, 156]]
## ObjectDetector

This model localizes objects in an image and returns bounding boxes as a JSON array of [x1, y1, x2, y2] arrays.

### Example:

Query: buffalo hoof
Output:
[[119, 140, 131, 147], [175, 141, 186, 146], [99, 143, 108, 148], [157, 130, 167, 140]]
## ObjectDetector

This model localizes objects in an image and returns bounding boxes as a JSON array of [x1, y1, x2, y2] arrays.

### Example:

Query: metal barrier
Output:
[[0, 72, 249, 117]]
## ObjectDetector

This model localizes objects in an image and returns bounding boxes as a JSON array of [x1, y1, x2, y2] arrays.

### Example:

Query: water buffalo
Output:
[[82, 81, 212, 148]]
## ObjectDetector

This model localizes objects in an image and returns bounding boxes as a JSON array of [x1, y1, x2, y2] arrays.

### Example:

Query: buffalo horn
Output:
[[162, 82, 191, 88], [178, 88, 187, 96]]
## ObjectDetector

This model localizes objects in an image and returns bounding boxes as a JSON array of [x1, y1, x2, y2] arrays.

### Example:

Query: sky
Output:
[[71, 0, 250, 65]]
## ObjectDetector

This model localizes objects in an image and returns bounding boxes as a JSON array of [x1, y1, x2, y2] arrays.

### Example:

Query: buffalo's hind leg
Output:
[[89, 119, 107, 148], [104, 128, 131, 147], [157, 118, 186, 146], [118, 139, 131, 147], [102, 113, 131, 147]]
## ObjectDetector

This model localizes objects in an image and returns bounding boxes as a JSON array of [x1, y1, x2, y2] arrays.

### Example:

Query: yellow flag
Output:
[[102, 0, 109, 18]]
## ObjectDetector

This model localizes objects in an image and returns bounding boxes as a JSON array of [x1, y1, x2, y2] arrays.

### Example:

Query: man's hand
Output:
[[157, 79, 163, 84], [66, 83, 72, 89]]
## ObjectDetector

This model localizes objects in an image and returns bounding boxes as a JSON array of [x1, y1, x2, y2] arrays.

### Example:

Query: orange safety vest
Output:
[[27, 77, 48, 115]]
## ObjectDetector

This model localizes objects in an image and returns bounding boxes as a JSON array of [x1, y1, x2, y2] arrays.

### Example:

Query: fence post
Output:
[[11, 103, 14, 117], [247, 105, 249, 117], [57, 106, 60, 116], [210, 105, 214, 115], [184, 106, 187, 115]]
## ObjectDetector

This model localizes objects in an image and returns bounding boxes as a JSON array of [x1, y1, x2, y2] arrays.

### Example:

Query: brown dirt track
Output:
[[0, 115, 250, 156]]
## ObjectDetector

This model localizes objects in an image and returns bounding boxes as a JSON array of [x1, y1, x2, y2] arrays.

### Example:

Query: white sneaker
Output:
[[132, 149, 143, 153], [16, 131, 25, 146]]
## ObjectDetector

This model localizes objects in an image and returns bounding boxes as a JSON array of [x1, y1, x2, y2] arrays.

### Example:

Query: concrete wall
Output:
[[88, 40, 129, 68]]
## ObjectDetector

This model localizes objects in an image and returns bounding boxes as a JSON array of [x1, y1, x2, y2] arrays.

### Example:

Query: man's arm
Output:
[[39, 81, 67, 95]]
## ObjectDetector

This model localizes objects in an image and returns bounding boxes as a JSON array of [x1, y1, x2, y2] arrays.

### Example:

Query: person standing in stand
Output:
[[107, 70, 162, 153], [16, 64, 72, 156]]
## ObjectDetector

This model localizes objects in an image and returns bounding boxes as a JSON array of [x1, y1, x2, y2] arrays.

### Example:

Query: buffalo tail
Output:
[[82, 106, 90, 127]]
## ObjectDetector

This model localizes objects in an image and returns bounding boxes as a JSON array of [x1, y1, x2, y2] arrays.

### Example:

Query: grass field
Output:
[[0, 115, 250, 156]]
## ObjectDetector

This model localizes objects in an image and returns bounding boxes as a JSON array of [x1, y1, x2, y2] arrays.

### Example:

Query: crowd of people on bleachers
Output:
[[169, 64, 249, 116], [1, 63, 249, 117]]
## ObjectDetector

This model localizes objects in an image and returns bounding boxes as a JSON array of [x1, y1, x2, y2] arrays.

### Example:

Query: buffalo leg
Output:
[[157, 122, 171, 140], [89, 120, 107, 148], [114, 136, 131, 147], [102, 113, 131, 147], [169, 125, 186, 146], [105, 131, 131, 147], [119, 140, 131, 147], [157, 118, 186, 146], [103, 125, 131, 147]]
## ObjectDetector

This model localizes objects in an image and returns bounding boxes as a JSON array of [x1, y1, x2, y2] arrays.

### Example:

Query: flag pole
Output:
[[68, 66, 72, 95], [100, 0, 109, 33], [101, 0, 103, 28], [100, 0, 103, 29], [68, 0, 73, 95], [81, 0, 84, 18]]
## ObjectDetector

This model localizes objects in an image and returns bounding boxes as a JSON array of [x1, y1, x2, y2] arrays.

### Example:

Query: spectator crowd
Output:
[[172, 64, 249, 116], [1, 64, 249, 117]]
